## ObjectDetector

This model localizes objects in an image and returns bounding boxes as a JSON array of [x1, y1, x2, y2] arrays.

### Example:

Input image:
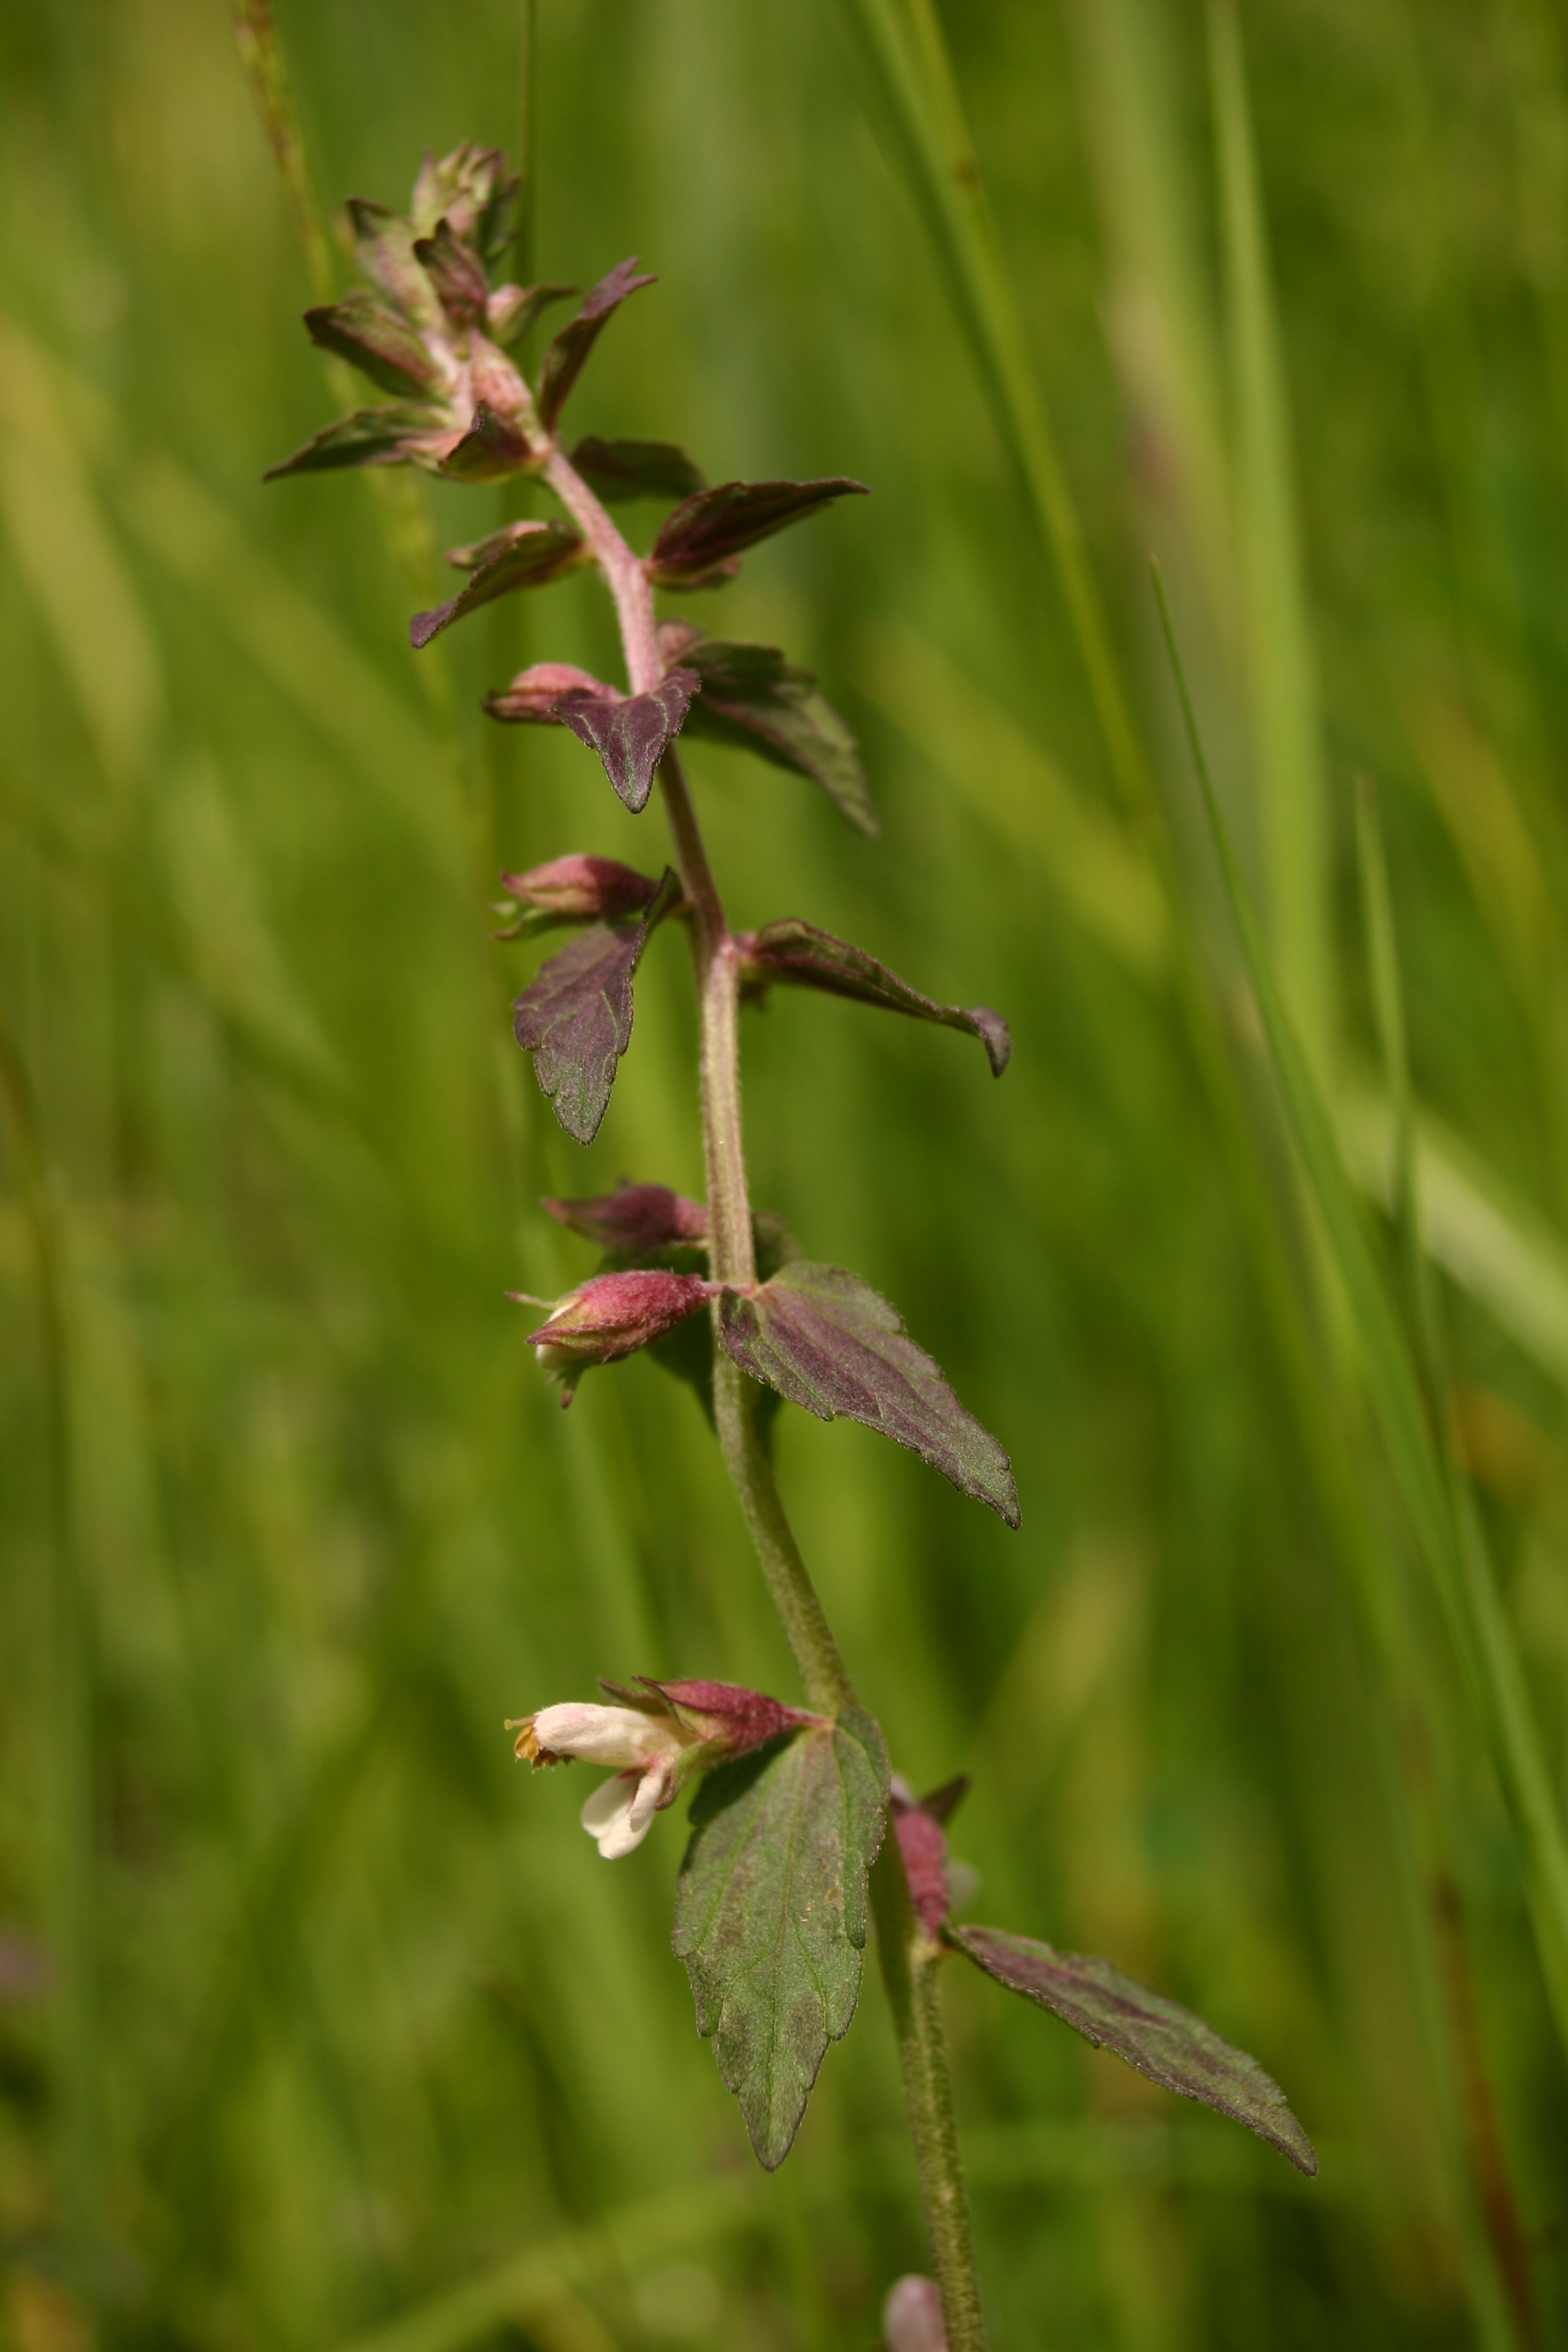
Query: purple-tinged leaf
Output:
[[410, 142, 516, 261], [512, 870, 681, 1143], [648, 477, 868, 590], [949, 1925, 1318, 2177], [738, 920, 1010, 1077], [410, 520, 584, 648], [536, 257, 657, 433], [556, 668, 701, 814], [345, 198, 440, 327], [569, 436, 706, 505], [668, 631, 877, 836], [487, 280, 577, 348], [436, 400, 535, 483], [673, 1707, 888, 2170], [264, 403, 444, 481], [413, 217, 490, 330], [544, 1182, 708, 1254], [303, 293, 443, 398], [485, 662, 612, 724], [717, 1263, 1020, 1526]]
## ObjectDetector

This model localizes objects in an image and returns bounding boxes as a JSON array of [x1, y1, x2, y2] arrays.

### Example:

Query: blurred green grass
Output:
[[6, 0, 1568, 2344]]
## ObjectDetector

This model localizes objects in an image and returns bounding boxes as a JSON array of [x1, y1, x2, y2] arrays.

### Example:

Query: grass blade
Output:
[[1210, 0, 1331, 1080], [1154, 557, 1568, 2063], [832, 0, 1150, 817]]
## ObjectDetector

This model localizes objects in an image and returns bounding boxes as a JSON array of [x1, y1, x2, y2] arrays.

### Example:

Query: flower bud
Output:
[[543, 1181, 708, 1255], [884, 2275, 947, 2352], [498, 854, 662, 923], [521, 1270, 712, 1402], [485, 662, 613, 724]]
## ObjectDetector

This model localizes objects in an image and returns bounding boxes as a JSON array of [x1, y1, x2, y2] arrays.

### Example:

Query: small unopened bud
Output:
[[498, 854, 661, 923], [485, 662, 615, 723], [884, 2276, 947, 2352], [521, 1269, 712, 1401], [543, 1181, 707, 1254]]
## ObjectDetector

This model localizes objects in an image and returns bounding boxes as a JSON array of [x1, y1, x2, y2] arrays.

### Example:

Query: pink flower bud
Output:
[[486, 663, 614, 723], [645, 1677, 818, 1756], [543, 1182, 708, 1254], [884, 2275, 947, 2352], [521, 1269, 712, 1400], [498, 854, 661, 923]]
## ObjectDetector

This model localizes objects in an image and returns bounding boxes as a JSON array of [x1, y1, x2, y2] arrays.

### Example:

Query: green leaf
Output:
[[675, 634, 877, 837], [304, 293, 443, 398], [263, 403, 441, 481], [717, 1263, 1020, 1526], [1154, 562, 1568, 2064], [648, 477, 868, 590], [740, 916, 1009, 1075], [569, 436, 706, 504], [410, 520, 583, 648], [672, 1709, 888, 2170], [949, 1924, 1317, 2177]]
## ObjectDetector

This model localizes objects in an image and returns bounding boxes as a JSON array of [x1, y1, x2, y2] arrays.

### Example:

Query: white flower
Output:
[[509, 1700, 703, 1859]]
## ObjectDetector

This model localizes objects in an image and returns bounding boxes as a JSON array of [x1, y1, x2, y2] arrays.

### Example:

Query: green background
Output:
[[5, 0, 1568, 2344]]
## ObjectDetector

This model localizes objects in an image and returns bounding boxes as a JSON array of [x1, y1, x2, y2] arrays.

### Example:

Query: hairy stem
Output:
[[550, 440, 985, 2337], [872, 1849, 985, 2352]]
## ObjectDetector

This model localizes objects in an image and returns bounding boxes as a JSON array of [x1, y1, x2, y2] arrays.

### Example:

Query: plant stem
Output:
[[873, 1851, 986, 2352], [548, 441, 986, 2338]]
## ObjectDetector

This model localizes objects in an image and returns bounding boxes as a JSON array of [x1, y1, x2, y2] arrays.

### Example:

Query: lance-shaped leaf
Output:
[[672, 1709, 888, 2170], [413, 217, 490, 330], [569, 436, 707, 505], [512, 871, 681, 1144], [410, 520, 584, 648], [718, 1263, 1019, 1525], [487, 280, 577, 348], [537, 257, 657, 432], [949, 1925, 1318, 2177], [555, 669, 701, 814], [437, 401, 535, 485], [303, 293, 443, 398], [740, 919, 1009, 1076], [672, 633, 877, 837], [648, 478, 869, 590], [544, 1182, 709, 1254], [264, 403, 446, 481], [346, 198, 439, 327]]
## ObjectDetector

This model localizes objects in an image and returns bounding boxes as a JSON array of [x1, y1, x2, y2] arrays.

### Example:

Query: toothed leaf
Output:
[[511, 871, 680, 1143], [264, 403, 443, 480], [677, 636, 877, 836], [570, 436, 707, 505], [537, 257, 657, 432], [740, 920, 1008, 1075], [718, 1263, 1019, 1525], [648, 478, 868, 589], [950, 1925, 1318, 2177], [555, 669, 701, 813], [673, 1709, 888, 2170], [410, 520, 583, 648]]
